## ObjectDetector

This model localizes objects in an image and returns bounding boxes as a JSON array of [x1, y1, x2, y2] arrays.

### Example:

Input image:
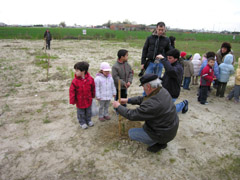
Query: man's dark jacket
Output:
[[161, 58, 183, 98], [141, 33, 172, 65], [117, 87, 179, 144]]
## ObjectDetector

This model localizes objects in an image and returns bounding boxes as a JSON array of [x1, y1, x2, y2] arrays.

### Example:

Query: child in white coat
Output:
[[95, 62, 116, 121]]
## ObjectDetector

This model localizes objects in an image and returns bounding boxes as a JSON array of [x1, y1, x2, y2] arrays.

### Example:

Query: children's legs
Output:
[[104, 100, 111, 117], [234, 85, 240, 101], [186, 77, 191, 89], [77, 108, 87, 125], [85, 106, 92, 124], [227, 88, 234, 100], [183, 77, 191, 89], [220, 82, 227, 97], [183, 77, 187, 89], [216, 82, 222, 96], [116, 89, 127, 108], [99, 100, 105, 118], [195, 76, 199, 85], [192, 76, 195, 85], [200, 86, 208, 104]]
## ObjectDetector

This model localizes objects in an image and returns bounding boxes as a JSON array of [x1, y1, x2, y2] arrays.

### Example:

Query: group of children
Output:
[[69, 47, 239, 129], [180, 50, 239, 105], [69, 49, 132, 129]]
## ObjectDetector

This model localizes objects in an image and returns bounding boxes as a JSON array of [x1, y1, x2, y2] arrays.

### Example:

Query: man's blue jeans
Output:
[[145, 62, 163, 77], [143, 62, 163, 96], [172, 98, 185, 113], [128, 127, 156, 146]]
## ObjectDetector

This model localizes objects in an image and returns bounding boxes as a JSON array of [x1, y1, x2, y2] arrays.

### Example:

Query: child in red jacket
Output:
[[69, 61, 95, 129], [198, 57, 216, 105]]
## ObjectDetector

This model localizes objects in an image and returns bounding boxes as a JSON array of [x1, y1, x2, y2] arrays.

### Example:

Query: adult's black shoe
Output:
[[147, 143, 167, 153], [182, 100, 188, 114]]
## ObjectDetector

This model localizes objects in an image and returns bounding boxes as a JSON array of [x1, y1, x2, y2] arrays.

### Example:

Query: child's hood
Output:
[[193, 53, 201, 60], [223, 54, 233, 65], [95, 72, 112, 78]]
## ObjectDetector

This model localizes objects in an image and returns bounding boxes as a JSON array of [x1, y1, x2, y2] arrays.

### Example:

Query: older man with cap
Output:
[[113, 74, 179, 153]]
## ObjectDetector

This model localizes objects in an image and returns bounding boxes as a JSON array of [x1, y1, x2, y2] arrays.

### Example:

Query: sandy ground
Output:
[[0, 39, 239, 180]]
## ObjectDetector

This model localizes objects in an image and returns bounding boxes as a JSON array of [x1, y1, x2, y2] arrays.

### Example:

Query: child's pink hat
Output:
[[100, 62, 111, 71]]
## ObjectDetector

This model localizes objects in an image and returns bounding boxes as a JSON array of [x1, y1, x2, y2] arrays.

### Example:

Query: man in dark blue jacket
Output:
[[157, 49, 188, 113]]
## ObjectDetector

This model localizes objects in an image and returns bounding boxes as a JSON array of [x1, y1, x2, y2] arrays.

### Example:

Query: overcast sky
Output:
[[1, 0, 240, 31]]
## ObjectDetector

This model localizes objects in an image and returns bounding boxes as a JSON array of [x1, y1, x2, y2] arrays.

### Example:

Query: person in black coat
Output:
[[157, 49, 188, 114], [44, 29, 52, 50], [141, 22, 172, 78]]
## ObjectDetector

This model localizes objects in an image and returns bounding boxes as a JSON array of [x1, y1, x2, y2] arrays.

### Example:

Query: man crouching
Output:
[[113, 74, 179, 153]]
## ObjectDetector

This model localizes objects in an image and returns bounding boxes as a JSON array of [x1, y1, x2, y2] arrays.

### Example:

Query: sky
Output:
[[1, 0, 240, 32]]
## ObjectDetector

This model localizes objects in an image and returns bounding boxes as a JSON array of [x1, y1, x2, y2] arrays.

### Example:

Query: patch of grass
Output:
[[36, 54, 58, 60], [205, 154, 240, 179], [14, 83, 22, 87], [43, 114, 51, 124], [169, 158, 176, 163], [34, 59, 52, 69], [3, 104, 11, 112], [15, 119, 27, 124]]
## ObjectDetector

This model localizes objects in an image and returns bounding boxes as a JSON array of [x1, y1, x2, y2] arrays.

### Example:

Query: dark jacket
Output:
[[141, 33, 172, 65], [112, 60, 133, 90], [161, 58, 183, 98], [44, 31, 52, 41], [117, 87, 179, 144]]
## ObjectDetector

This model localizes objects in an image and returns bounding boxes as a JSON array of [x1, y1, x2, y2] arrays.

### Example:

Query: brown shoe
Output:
[[99, 117, 105, 121], [104, 116, 111, 120]]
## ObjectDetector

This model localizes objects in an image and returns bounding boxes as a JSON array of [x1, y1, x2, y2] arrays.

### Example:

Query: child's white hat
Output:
[[100, 62, 111, 71]]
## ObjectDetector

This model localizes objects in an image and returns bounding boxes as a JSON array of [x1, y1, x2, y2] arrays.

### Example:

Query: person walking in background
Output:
[[183, 54, 194, 90], [95, 62, 116, 121], [141, 22, 172, 78], [44, 29, 52, 50], [112, 49, 133, 104], [169, 36, 176, 48], [216, 42, 235, 65], [69, 61, 95, 129], [216, 54, 234, 97], [227, 58, 240, 103], [198, 57, 216, 105], [191, 53, 202, 85]]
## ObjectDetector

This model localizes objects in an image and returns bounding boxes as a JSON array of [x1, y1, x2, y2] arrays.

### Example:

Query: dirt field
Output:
[[0, 39, 239, 180]]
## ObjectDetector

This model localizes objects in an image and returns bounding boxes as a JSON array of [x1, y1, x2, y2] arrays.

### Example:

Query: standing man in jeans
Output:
[[113, 74, 179, 153], [141, 22, 172, 78]]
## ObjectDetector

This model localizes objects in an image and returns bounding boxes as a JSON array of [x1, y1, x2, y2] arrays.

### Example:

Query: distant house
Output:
[[110, 24, 146, 31], [0, 22, 7, 27]]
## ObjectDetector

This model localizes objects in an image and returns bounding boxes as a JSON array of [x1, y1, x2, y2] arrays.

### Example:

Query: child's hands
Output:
[[113, 101, 120, 108], [156, 54, 164, 60], [126, 82, 131, 88], [120, 98, 128, 104]]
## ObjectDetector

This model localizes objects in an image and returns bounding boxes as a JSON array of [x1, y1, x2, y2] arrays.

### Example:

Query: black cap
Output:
[[139, 74, 158, 86]]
